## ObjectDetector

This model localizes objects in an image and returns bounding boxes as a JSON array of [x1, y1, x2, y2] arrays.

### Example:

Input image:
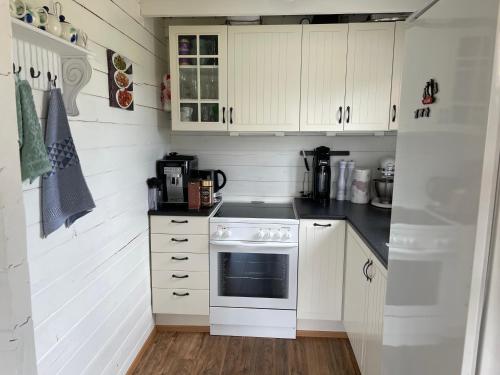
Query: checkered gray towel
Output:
[[41, 88, 95, 237]]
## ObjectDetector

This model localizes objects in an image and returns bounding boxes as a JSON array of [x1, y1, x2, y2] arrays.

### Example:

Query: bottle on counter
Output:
[[336, 160, 347, 201], [146, 177, 160, 211], [188, 179, 201, 210], [200, 179, 214, 208]]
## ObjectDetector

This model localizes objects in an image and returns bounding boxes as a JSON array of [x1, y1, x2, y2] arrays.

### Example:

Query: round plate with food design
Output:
[[112, 53, 130, 72], [116, 89, 133, 109], [114, 70, 131, 89]]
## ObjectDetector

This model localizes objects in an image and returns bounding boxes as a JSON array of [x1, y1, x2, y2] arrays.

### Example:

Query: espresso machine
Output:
[[156, 153, 198, 205], [312, 146, 331, 202]]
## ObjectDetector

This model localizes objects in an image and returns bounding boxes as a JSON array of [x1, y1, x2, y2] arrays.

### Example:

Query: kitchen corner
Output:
[[293, 198, 391, 268]]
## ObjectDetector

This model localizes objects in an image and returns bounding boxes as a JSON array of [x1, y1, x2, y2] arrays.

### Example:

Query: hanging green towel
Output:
[[15, 77, 51, 182]]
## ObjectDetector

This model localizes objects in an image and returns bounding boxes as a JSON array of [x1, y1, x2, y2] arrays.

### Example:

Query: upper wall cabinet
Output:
[[344, 23, 396, 132], [300, 24, 348, 132], [389, 22, 406, 130], [169, 26, 228, 131], [227, 25, 302, 132]]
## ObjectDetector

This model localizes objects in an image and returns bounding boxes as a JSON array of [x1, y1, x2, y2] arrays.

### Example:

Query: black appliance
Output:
[[196, 169, 227, 193], [312, 146, 331, 202], [156, 153, 198, 205]]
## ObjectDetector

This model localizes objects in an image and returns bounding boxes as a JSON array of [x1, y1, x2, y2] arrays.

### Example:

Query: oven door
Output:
[[210, 240, 298, 310]]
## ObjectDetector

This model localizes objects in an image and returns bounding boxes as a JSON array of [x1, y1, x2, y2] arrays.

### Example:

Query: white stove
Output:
[[209, 202, 299, 339]]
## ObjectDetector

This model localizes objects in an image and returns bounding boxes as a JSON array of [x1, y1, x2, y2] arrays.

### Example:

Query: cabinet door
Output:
[[169, 26, 228, 131], [363, 258, 387, 375], [228, 25, 302, 132], [298, 220, 345, 321], [344, 227, 371, 370], [300, 24, 348, 131], [389, 22, 405, 130], [344, 23, 395, 131]]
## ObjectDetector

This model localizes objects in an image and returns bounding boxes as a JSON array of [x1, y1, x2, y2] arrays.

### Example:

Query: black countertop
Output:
[[148, 202, 221, 217], [294, 198, 391, 268]]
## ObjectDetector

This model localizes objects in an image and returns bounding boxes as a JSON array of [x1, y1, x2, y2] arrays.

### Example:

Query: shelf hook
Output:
[[47, 71, 57, 87], [12, 63, 21, 75], [30, 67, 41, 78]]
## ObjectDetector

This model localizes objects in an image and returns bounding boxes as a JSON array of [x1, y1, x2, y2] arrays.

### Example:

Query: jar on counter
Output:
[[188, 179, 201, 210], [200, 179, 214, 208]]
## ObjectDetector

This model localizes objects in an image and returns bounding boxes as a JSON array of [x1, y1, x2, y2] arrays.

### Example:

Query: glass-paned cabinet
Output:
[[169, 26, 227, 131]]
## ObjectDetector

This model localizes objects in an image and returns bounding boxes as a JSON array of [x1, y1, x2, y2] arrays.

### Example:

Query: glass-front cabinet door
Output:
[[169, 26, 228, 131]]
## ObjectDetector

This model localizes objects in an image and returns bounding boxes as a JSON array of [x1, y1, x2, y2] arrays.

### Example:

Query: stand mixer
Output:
[[371, 157, 395, 209]]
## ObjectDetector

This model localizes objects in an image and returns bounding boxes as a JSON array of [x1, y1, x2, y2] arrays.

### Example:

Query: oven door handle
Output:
[[210, 240, 297, 248]]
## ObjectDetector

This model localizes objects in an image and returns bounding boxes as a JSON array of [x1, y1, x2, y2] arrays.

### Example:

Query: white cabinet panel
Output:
[[150, 234, 208, 253], [364, 258, 387, 375], [344, 23, 395, 131], [300, 24, 348, 131], [152, 288, 209, 315], [151, 252, 209, 272], [228, 25, 302, 132], [344, 227, 371, 368], [169, 26, 228, 131], [152, 270, 209, 290], [344, 225, 387, 375], [389, 22, 405, 130], [150, 216, 209, 235], [298, 220, 345, 321]]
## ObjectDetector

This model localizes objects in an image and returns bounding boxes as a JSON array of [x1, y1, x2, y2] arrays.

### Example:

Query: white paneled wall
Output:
[[171, 134, 396, 202], [0, 3, 38, 374], [14, 1, 170, 374]]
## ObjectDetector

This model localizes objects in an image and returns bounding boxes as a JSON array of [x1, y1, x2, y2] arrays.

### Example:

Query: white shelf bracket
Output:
[[61, 56, 92, 116]]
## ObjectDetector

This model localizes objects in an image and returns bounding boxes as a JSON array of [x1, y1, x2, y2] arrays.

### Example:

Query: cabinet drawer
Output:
[[150, 216, 208, 235], [151, 253, 208, 272], [152, 288, 209, 315], [152, 270, 209, 289], [150, 234, 208, 253]]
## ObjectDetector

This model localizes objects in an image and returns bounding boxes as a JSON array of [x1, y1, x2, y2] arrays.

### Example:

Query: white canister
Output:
[[351, 169, 371, 204], [76, 29, 88, 48], [43, 5, 61, 37], [10, 0, 27, 18], [345, 160, 356, 201], [59, 15, 77, 44], [336, 160, 347, 201]]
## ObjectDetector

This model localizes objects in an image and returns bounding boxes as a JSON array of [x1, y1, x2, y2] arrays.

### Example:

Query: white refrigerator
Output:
[[384, 0, 500, 374]]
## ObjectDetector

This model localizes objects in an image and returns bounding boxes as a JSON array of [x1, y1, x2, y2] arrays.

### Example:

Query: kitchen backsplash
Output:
[[171, 134, 397, 202]]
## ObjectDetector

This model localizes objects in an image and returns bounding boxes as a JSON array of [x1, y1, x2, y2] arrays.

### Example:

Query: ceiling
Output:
[[140, 0, 432, 18]]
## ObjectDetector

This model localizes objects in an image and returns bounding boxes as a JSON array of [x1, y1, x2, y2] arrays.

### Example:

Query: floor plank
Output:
[[132, 332, 361, 375]]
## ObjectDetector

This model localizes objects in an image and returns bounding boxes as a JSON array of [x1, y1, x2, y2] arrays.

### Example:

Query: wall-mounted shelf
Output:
[[11, 18, 93, 116]]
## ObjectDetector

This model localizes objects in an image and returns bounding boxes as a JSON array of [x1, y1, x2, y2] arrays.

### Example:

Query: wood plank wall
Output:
[[171, 134, 397, 202], [0, 3, 38, 374], [13, 1, 170, 374]]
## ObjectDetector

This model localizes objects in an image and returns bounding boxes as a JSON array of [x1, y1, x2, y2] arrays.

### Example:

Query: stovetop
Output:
[[214, 202, 297, 220]]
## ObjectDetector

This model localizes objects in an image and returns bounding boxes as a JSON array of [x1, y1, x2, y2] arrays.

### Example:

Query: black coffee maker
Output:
[[312, 146, 331, 202]]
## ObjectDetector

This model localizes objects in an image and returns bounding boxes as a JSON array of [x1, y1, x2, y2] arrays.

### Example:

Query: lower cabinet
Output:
[[298, 220, 346, 322], [344, 224, 387, 375], [150, 215, 210, 316]]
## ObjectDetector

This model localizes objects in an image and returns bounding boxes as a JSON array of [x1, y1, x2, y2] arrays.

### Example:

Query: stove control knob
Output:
[[282, 230, 292, 240], [215, 226, 224, 238], [271, 230, 282, 240], [257, 229, 266, 240]]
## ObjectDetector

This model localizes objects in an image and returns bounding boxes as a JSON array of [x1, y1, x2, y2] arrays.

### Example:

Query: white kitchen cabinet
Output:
[[169, 26, 228, 131], [389, 22, 405, 130], [344, 23, 396, 132], [300, 24, 348, 131], [298, 220, 345, 321], [150, 215, 210, 316], [227, 25, 302, 132], [344, 225, 387, 375]]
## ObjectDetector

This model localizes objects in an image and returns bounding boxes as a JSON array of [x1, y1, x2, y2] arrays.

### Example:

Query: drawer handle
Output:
[[366, 260, 374, 283], [171, 256, 189, 261], [171, 220, 189, 224], [172, 274, 189, 279], [313, 223, 332, 227], [173, 292, 190, 297], [171, 238, 189, 242], [362, 259, 370, 281]]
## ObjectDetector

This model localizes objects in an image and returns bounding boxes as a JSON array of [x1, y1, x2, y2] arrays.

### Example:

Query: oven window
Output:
[[218, 252, 289, 299]]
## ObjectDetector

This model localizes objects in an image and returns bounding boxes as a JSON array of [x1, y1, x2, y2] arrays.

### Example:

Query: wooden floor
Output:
[[131, 331, 360, 375]]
